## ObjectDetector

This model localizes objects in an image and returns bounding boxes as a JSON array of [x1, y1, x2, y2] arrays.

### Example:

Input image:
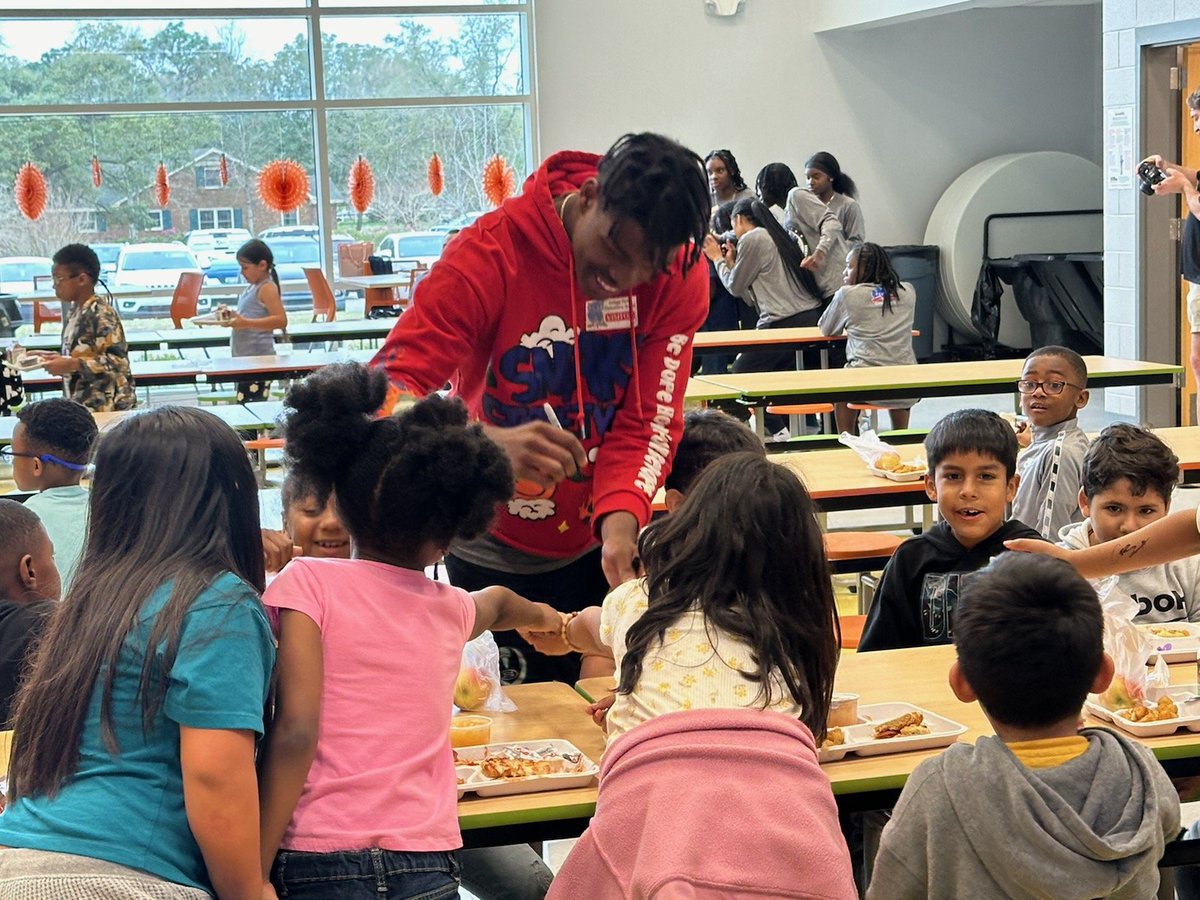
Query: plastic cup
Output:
[[828, 693, 860, 727], [449, 715, 492, 748]]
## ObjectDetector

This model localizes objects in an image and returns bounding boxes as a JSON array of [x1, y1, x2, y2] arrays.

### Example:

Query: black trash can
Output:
[[0, 294, 19, 338], [883, 245, 939, 361]]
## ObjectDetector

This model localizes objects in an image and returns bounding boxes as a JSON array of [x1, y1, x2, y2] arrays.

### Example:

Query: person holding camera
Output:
[[702, 197, 828, 438], [1145, 89, 1200, 391]]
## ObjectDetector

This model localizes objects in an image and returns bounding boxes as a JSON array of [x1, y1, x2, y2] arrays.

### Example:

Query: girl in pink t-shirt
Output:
[[257, 362, 560, 900]]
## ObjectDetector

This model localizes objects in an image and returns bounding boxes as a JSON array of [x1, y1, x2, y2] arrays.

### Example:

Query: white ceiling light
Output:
[[705, 0, 745, 17]]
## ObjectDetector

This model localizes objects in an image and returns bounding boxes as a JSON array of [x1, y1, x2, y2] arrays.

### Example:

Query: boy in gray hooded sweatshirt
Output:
[[868, 554, 1179, 900]]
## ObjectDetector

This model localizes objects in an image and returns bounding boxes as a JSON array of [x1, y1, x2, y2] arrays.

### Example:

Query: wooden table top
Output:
[[456, 681, 605, 833], [578, 645, 1200, 797], [692, 326, 917, 352], [701, 356, 1182, 404]]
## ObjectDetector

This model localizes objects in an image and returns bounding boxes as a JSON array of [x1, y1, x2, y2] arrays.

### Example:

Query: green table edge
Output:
[[459, 799, 597, 832]]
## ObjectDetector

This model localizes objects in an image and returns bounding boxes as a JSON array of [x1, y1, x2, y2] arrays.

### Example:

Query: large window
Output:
[[0, 3, 533, 270]]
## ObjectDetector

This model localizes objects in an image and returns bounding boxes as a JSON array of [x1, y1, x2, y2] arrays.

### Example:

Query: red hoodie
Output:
[[371, 150, 708, 560]]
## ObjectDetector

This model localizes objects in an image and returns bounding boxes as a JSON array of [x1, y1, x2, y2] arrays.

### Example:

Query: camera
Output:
[[1138, 160, 1167, 196], [718, 229, 737, 251]]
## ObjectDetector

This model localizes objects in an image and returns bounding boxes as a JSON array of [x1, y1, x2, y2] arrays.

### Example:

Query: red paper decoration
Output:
[[91, 156, 102, 188], [154, 162, 170, 208], [348, 155, 375, 215], [258, 158, 309, 214], [14, 162, 48, 221], [428, 153, 444, 197], [219, 153, 229, 186], [482, 155, 515, 208]]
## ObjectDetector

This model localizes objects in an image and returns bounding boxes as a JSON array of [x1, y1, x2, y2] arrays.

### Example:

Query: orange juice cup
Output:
[[449, 715, 492, 748]]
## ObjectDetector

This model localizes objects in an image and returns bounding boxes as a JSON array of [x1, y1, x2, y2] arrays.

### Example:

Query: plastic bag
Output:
[[837, 429, 925, 471], [1092, 575, 1168, 709], [454, 632, 516, 713]]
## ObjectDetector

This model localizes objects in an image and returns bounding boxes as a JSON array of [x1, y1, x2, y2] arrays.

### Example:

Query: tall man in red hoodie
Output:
[[372, 133, 711, 683]]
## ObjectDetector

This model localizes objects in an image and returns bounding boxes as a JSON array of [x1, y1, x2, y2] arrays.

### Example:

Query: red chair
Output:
[[304, 268, 337, 323], [170, 272, 204, 329], [31, 274, 61, 334], [839, 614, 867, 650]]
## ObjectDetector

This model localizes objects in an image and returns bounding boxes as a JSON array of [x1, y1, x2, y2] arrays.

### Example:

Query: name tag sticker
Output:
[[584, 297, 638, 332]]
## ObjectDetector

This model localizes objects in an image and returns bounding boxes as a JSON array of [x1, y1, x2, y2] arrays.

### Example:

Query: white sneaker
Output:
[[768, 427, 791, 443]]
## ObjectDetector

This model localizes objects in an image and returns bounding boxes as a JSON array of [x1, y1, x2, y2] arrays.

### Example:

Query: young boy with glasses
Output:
[[1011, 345, 1090, 539], [4, 398, 98, 588]]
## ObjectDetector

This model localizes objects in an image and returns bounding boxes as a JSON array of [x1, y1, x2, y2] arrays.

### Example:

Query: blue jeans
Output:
[[271, 848, 460, 900]]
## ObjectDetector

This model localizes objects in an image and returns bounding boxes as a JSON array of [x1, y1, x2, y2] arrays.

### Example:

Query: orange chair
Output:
[[31, 274, 61, 334], [839, 614, 867, 650], [170, 271, 204, 329], [847, 402, 891, 433], [765, 402, 835, 417], [304, 268, 337, 323]]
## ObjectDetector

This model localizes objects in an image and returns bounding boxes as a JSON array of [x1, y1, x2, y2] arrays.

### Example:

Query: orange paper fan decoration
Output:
[[91, 156, 102, 188], [14, 162, 48, 221], [219, 153, 229, 186], [154, 162, 170, 208], [258, 158, 309, 214], [482, 154, 515, 208], [348, 155, 375, 214], [428, 153, 444, 197]]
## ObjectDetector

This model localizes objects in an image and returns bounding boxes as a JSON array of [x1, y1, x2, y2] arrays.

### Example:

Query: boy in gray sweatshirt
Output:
[[1011, 345, 1091, 538], [1059, 423, 1200, 623], [868, 554, 1179, 900]]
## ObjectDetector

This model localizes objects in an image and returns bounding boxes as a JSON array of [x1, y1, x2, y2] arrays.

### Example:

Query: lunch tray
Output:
[[1138, 622, 1200, 664], [867, 465, 927, 482], [819, 702, 967, 763], [455, 739, 599, 798], [1086, 684, 1200, 737]]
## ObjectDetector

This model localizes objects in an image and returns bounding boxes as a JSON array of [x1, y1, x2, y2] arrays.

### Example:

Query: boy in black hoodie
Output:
[[859, 409, 1042, 651]]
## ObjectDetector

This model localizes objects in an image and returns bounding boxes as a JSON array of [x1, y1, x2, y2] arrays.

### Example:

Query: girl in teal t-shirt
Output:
[[0, 406, 276, 898]]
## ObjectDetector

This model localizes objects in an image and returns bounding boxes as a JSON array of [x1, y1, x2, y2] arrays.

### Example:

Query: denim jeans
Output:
[[271, 848, 460, 900]]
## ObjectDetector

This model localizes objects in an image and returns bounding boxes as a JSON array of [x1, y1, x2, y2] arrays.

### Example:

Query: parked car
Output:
[[185, 228, 251, 256], [111, 242, 205, 317], [91, 243, 124, 276], [0, 256, 52, 325], [265, 236, 345, 311], [430, 211, 488, 234], [374, 231, 448, 270]]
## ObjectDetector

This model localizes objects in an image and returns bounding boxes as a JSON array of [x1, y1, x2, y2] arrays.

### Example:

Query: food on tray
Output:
[[828, 693, 859, 728], [871, 450, 902, 471], [872, 711, 930, 739], [821, 727, 846, 749], [479, 744, 585, 780], [1115, 696, 1179, 723], [1149, 626, 1191, 639], [449, 715, 492, 748], [890, 462, 926, 475]]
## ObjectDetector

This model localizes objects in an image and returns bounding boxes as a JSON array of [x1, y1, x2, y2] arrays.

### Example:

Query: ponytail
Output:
[[850, 243, 901, 315], [732, 197, 822, 300], [804, 151, 858, 199]]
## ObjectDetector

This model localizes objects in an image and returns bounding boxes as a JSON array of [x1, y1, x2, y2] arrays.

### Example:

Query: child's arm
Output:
[[470, 586, 561, 640], [520, 606, 611, 658], [180, 726, 264, 900], [1007, 508, 1200, 579], [233, 281, 287, 332], [817, 289, 848, 336], [257, 610, 323, 880]]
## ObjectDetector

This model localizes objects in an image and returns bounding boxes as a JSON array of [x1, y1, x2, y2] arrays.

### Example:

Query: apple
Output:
[[454, 666, 493, 711]]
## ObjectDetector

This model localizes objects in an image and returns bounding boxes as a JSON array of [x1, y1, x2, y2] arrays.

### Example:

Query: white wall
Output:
[[534, 0, 1101, 247]]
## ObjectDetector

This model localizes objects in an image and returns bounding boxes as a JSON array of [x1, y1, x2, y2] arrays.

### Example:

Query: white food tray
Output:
[[454, 739, 599, 798], [867, 465, 927, 483], [1085, 683, 1200, 737], [819, 702, 967, 763], [9, 352, 44, 372], [1137, 622, 1200, 663], [190, 314, 227, 327]]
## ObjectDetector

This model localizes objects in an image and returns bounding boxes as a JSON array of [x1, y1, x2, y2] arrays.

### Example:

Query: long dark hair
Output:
[[732, 197, 821, 300], [237, 238, 281, 290], [705, 149, 748, 192], [805, 151, 858, 198], [8, 407, 264, 801], [755, 163, 798, 209], [617, 453, 840, 739], [849, 242, 902, 315], [282, 362, 513, 563]]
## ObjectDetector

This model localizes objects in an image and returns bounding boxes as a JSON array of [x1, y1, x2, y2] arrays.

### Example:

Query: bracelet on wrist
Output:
[[560, 611, 581, 653]]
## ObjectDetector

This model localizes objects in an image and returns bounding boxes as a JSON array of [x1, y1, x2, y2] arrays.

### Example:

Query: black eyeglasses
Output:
[[1015, 379, 1082, 396], [0, 446, 87, 471]]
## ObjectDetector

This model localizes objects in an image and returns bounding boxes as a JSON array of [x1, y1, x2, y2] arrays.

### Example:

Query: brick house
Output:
[[91, 148, 318, 242]]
